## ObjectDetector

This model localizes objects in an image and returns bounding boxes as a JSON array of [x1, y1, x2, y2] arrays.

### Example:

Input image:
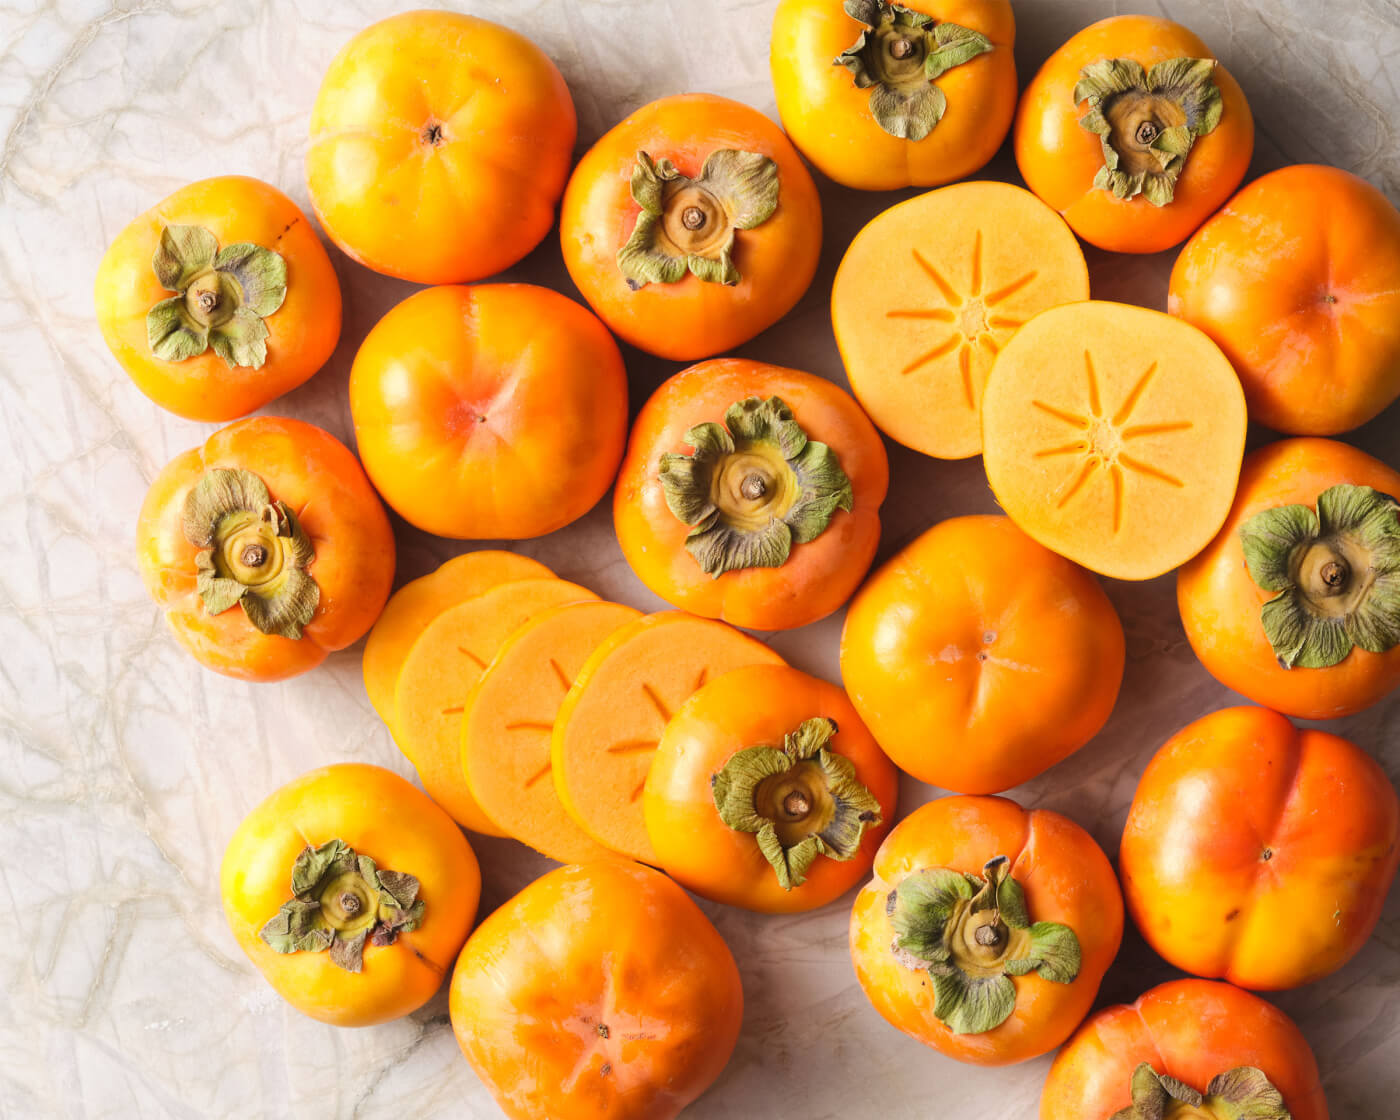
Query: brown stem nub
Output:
[[1320, 560, 1348, 590], [422, 123, 445, 147], [195, 287, 219, 315], [339, 892, 362, 916], [1134, 119, 1160, 146], [240, 543, 269, 568], [782, 790, 811, 818], [740, 473, 768, 500], [681, 206, 707, 231], [975, 923, 1005, 948], [890, 38, 915, 60]]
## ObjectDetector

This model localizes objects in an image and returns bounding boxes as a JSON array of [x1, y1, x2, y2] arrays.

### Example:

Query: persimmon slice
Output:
[[981, 301, 1246, 579], [393, 578, 597, 834], [462, 600, 641, 863], [551, 611, 785, 864], [833, 181, 1089, 460]]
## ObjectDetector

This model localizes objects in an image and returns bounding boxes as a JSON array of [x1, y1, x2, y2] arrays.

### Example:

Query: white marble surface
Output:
[[2, 0, 1398, 1117]]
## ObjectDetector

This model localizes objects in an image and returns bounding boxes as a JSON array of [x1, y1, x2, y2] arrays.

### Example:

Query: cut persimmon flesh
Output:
[[981, 301, 1247, 580], [362, 550, 554, 721], [463, 600, 641, 863], [551, 611, 785, 864], [832, 181, 1089, 460], [393, 578, 597, 834]]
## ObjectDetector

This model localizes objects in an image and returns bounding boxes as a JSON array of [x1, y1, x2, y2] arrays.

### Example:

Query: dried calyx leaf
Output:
[[659, 395, 854, 578], [182, 467, 319, 640], [711, 716, 882, 890], [147, 224, 287, 368], [1109, 1062, 1291, 1120], [887, 856, 1081, 1035], [259, 838, 426, 973], [1239, 483, 1400, 669], [1075, 56, 1224, 206], [835, 0, 994, 140]]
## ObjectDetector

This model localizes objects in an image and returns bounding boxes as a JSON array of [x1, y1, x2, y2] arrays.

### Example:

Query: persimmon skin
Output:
[[614, 359, 888, 631], [1014, 16, 1253, 254], [307, 11, 576, 284], [136, 417, 395, 682], [221, 763, 480, 1028], [1040, 979, 1329, 1120], [771, 0, 1017, 191], [1169, 164, 1400, 435], [1178, 438, 1400, 718], [645, 664, 898, 914], [560, 94, 822, 361], [95, 176, 341, 421], [449, 861, 743, 1120], [850, 795, 1123, 1067]]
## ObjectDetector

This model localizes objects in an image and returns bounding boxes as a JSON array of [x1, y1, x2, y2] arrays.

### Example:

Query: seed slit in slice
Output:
[[457, 646, 487, 669], [523, 761, 553, 789], [1121, 420, 1194, 440], [605, 738, 660, 756], [505, 720, 556, 732], [900, 335, 960, 375], [1031, 400, 1090, 428], [1110, 465, 1124, 534], [1035, 441, 1088, 458], [1119, 453, 1185, 488], [959, 345, 974, 408], [548, 658, 571, 691], [1055, 458, 1098, 509], [983, 270, 1039, 305], [1084, 351, 1102, 416], [968, 230, 983, 296], [1112, 362, 1160, 425], [885, 307, 957, 321], [911, 249, 960, 304]]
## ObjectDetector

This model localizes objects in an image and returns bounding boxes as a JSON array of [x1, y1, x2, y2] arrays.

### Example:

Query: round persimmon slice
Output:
[[833, 181, 1089, 460], [552, 611, 785, 864], [981, 301, 1246, 580], [462, 600, 641, 863]]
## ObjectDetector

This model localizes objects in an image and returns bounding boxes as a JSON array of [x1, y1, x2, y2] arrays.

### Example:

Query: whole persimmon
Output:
[[137, 417, 395, 682], [613, 359, 888, 631]]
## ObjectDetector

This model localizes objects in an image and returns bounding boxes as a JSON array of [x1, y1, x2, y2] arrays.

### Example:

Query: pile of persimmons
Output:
[[95, 4, 1399, 1118]]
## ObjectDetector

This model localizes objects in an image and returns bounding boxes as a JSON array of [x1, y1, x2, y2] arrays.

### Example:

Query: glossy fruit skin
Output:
[[221, 763, 480, 1027], [94, 176, 342, 421], [850, 795, 1123, 1066], [1121, 706, 1399, 991], [1169, 164, 1400, 435], [614, 359, 888, 630], [136, 417, 395, 682], [560, 94, 822, 360], [841, 516, 1124, 793], [449, 861, 743, 1120], [1014, 16, 1253, 253], [645, 664, 898, 913], [1040, 979, 1329, 1120], [350, 284, 628, 540], [308, 11, 576, 284], [771, 0, 1017, 191], [1178, 438, 1400, 718]]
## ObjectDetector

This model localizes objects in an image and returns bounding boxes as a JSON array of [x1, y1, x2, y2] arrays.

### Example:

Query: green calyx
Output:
[[259, 839, 425, 973], [1239, 483, 1400, 669], [182, 468, 319, 640], [1075, 56, 1223, 206], [617, 148, 779, 289], [887, 856, 1081, 1035], [659, 395, 854, 578], [835, 0, 994, 141], [1109, 1063, 1291, 1120], [147, 224, 287, 367], [711, 716, 882, 890]]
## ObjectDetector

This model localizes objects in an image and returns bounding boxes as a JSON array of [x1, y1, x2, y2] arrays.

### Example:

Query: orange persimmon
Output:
[[307, 10, 576, 284], [980, 301, 1247, 580], [350, 284, 628, 540], [1014, 15, 1253, 254], [95, 176, 341, 421], [850, 795, 1123, 1066], [136, 416, 394, 682], [222, 763, 479, 1027], [614, 359, 888, 630], [560, 93, 822, 361]]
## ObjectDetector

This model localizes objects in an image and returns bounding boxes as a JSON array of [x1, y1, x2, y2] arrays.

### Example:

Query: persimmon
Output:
[[350, 284, 628, 540], [645, 664, 897, 913], [1040, 978, 1329, 1120], [1121, 706, 1399, 991], [771, 0, 1017, 191], [980, 301, 1247, 580], [560, 93, 822, 360], [1169, 164, 1400, 435], [95, 176, 341, 421], [1178, 438, 1400, 719], [552, 611, 785, 864], [840, 516, 1124, 793], [850, 795, 1123, 1066], [221, 763, 479, 1027], [136, 416, 394, 682], [307, 10, 576, 284], [832, 181, 1088, 460], [450, 861, 742, 1120], [614, 359, 888, 630], [1014, 15, 1253, 254]]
